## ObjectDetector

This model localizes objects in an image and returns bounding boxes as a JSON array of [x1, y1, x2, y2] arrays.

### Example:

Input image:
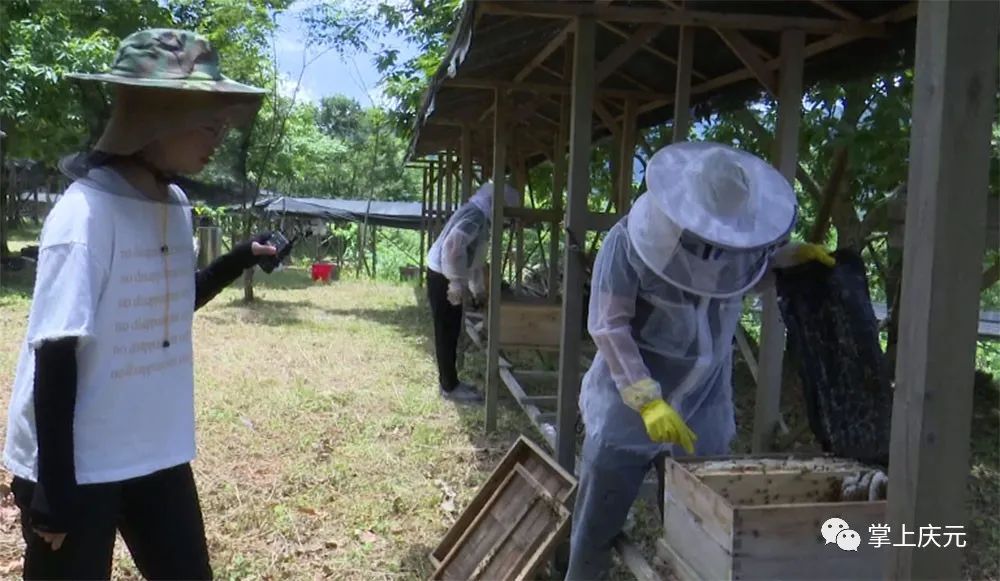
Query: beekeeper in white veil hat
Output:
[[425, 180, 521, 403], [565, 142, 834, 580]]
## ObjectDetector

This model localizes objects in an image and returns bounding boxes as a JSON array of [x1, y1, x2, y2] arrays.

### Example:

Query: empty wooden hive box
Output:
[[429, 436, 577, 580], [658, 456, 888, 581]]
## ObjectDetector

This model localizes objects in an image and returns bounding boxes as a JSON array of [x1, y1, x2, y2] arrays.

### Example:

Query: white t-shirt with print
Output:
[[4, 167, 198, 484]]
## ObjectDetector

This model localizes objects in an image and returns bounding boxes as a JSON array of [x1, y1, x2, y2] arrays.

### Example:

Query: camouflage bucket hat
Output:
[[66, 28, 265, 95]]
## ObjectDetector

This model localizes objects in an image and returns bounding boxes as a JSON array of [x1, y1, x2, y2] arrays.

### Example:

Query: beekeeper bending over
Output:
[[426, 181, 520, 403], [566, 142, 834, 579]]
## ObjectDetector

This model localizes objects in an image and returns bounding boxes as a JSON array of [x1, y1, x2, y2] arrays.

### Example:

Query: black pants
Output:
[[427, 269, 463, 391], [11, 463, 212, 580]]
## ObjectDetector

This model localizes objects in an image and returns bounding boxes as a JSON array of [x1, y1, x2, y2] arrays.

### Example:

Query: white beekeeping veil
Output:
[[627, 142, 797, 297]]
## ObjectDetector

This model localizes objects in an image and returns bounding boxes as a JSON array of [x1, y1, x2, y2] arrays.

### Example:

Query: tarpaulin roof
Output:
[[257, 197, 424, 230]]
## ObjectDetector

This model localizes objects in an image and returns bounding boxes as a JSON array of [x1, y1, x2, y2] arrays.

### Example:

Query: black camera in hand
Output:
[[258, 231, 298, 274]]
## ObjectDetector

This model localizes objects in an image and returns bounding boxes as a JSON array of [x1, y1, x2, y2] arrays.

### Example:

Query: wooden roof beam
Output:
[[626, 2, 919, 119], [599, 22, 708, 80], [716, 29, 778, 96], [442, 78, 668, 100], [478, 2, 887, 35], [657, 0, 772, 64], [514, 21, 574, 82], [595, 23, 664, 83], [809, 0, 861, 21], [593, 100, 622, 139]]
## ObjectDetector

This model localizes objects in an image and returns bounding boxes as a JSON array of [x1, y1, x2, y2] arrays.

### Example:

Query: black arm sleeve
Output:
[[31, 337, 80, 533], [194, 241, 259, 311]]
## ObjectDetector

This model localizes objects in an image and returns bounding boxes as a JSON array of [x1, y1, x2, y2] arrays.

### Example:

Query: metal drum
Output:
[[197, 226, 222, 268]]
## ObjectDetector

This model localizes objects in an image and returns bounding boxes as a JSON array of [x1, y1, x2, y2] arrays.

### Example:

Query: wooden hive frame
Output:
[[429, 436, 577, 577]]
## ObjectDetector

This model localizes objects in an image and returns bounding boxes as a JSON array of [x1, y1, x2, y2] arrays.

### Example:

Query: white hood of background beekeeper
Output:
[[427, 180, 521, 289]]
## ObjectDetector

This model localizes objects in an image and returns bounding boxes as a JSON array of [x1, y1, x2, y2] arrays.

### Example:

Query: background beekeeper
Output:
[[425, 180, 521, 403], [4, 29, 277, 580], [565, 142, 834, 579]]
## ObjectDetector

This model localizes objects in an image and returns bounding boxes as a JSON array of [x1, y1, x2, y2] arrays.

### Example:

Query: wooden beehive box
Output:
[[658, 456, 887, 581], [429, 436, 576, 580]]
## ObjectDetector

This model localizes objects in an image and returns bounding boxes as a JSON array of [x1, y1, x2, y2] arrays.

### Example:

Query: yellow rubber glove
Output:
[[793, 243, 836, 268], [639, 399, 697, 453]]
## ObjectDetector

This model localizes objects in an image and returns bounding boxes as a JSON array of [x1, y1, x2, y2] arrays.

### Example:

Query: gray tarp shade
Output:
[[258, 196, 424, 230]]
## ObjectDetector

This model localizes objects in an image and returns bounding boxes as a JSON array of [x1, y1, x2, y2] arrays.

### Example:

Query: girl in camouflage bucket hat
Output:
[[5, 29, 279, 580]]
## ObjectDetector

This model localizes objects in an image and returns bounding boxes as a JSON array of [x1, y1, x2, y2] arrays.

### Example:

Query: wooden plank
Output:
[[660, 494, 732, 581], [441, 78, 668, 100], [419, 165, 428, 285], [445, 151, 454, 217], [734, 325, 758, 383], [810, 0, 861, 21], [485, 89, 508, 434], [656, 537, 704, 581], [556, 15, 595, 472], [461, 125, 473, 202], [499, 302, 563, 348], [549, 96, 569, 302], [513, 369, 559, 383], [887, 2, 998, 579], [613, 534, 662, 581], [752, 29, 804, 454], [628, 4, 918, 120], [518, 395, 558, 407], [716, 29, 778, 96], [593, 99, 621, 139], [500, 369, 557, 449], [432, 468, 521, 578], [470, 466, 543, 580], [503, 206, 562, 224], [673, 26, 695, 142], [733, 502, 887, 580], [666, 460, 734, 551], [586, 210, 622, 232], [514, 21, 574, 82], [594, 23, 663, 84], [478, 2, 887, 35], [698, 469, 851, 506], [598, 21, 707, 80], [516, 504, 571, 581]]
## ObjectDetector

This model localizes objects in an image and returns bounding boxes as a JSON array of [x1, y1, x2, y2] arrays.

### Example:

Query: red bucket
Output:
[[311, 262, 335, 282]]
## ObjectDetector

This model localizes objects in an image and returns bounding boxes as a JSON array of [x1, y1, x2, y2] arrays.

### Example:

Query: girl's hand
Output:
[[250, 241, 277, 257], [34, 529, 67, 551]]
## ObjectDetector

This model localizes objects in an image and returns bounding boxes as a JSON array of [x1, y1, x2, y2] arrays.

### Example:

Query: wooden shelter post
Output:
[[485, 89, 509, 433], [549, 97, 569, 302], [461, 125, 473, 202], [445, 150, 454, 219], [617, 98, 638, 212], [672, 26, 695, 142], [556, 15, 596, 472], [419, 164, 428, 285], [887, 2, 998, 578], [514, 155, 528, 291], [752, 28, 804, 453]]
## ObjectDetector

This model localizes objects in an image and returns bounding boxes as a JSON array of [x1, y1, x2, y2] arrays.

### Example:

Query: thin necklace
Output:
[[160, 189, 171, 349]]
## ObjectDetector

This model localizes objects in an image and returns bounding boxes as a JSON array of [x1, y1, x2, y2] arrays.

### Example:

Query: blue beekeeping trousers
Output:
[[564, 434, 661, 580]]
